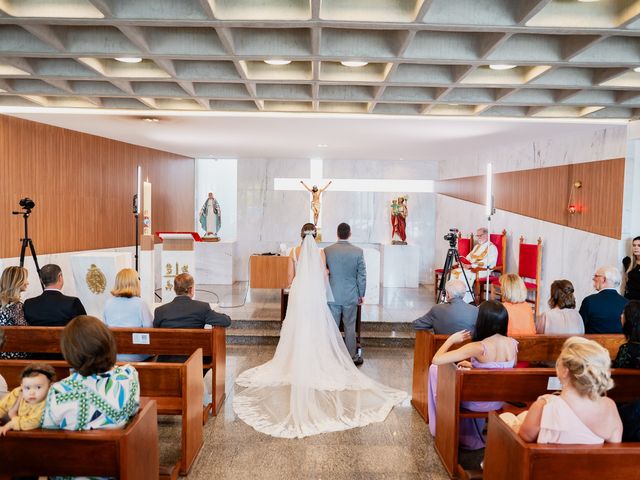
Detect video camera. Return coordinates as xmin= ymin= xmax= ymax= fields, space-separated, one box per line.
xmin=443 ymin=228 xmax=459 ymax=248
xmin=12 ymin=197 xmax=35 ymax=215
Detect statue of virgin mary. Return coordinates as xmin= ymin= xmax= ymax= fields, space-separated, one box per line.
xmin=199 ymin=192 xmax=221 ymax=239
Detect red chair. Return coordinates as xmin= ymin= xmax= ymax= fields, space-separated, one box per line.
xmin=491 ymin=236 xmax=542 ymax=316
xmin=434 ymin=232 xmax=473 ymax=301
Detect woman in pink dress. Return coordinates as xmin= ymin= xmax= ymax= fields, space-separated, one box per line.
xmin=428 ymin=300 xmax=517 ymax=449
xmin=518 ymin=336 xmax=622 ymax=444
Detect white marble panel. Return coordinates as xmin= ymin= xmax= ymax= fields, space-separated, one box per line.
xmin=382 ymin=244 xmax=420 ymax=288
xmin=439 ymin=126 xmax=627 ymax=180
xmin=233 ymin=157 xmax=438 ymax=284
xmin=195 ymin=241 xmax=234 ymax=285
xmin=71 ymin=252 xmax=131 ymax=317
xmin=361 ymin=247 xmax=380 ymax=305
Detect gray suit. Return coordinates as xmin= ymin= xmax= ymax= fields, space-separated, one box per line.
xmin=324 ymin=240 xmax=366 ymax=358
xmin=413 ymin=298 xmax=478 ymax=335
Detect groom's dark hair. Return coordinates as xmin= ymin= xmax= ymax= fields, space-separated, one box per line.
xmin=337 ymin=223 xmax=351 ymax=240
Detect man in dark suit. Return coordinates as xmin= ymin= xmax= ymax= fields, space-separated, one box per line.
xmin=325 ymin=222 xmax=366 ymax=365
xmin=24 ymin=264 xmax=86 ymax=327
xmin=153 ymin=273 xmax=231 ymax=329
xmin=580 ymin=265 xmax=628 ymax=334
xmin=414 ymin=279 xmax=478 ymax=334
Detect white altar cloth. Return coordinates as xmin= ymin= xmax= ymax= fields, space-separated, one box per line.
xmin=70 ymin=252 xmax=132 ymax=317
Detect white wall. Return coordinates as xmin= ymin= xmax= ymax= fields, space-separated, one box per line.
xmin=194 ymin=158 xmax=237 ymax=240
xmin=234 ymin=158 xmax=438 ymax=283
xmin=435 ymin=125 xmax=629 ymax=312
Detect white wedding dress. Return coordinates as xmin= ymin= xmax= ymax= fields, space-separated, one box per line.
xmin=233 ymin=234 xmax=407 ymax=439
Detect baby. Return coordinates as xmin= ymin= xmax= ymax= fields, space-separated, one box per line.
xmin=0 ymin=363 xmax=56 ymax=435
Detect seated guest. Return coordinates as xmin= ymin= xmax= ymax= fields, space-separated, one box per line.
xmin=450 ymin=227 xmax=498 ymax=303
xmin=0 ymin=329 xmax=8 ymax=398
xmin=104 ymin=268 xmax=153 ymax=362
xmin=24 ymin=264 xmax=86 ymax=327
xmin=500 ymin=273 xmax=536 ymax=335
xmin=428 ymin=301 xmax=517 ymax=450
xmin=612 ymin=301 xmax=640 ymax=369
xmin=413 ymin=279 xmax=478 ymax=334
xmin=0 ymin=363 xmax=56 ymax=435
xmin=518 ymin=337 xmax=622 ymax=444
xmin=154 ymin=273 xmax=231 ymax=329
xmin=622 ymin=236 xmax=640 ymax=300
xmin=579 ymin=266 xmax=628 ymax=334
xmin=0 ymin=266 xmax=29 ymax=359
xmin=42 ymin=315 xmax=140 ymax=431
xmin=536 ymin=280 xmax=584 ymax=335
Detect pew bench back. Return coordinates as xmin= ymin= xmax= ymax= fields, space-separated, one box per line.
xmin=0 ymin=398 xmax=159 ymax=480
xmin=484 ymin=411 xmax=640 ymax=480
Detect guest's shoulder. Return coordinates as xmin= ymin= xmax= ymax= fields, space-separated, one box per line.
xmin=192 ymin=298 xmax=213 ymax=310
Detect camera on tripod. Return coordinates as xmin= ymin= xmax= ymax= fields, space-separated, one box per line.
xmin=13 ymin=197 xmax=35 ymax=215
xmin=443 ymin=228 xmax=459 ymax=248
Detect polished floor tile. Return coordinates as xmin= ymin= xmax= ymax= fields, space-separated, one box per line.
xmin=164 ymin=345 xmax=449 ymax=479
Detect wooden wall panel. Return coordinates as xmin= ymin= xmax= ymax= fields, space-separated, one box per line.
xmin=436 ymin=158 xmax=625 ymax=239
xmin=0 ymin=115 xmax=194 ymax=258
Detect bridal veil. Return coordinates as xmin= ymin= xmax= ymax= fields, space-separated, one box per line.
xmin=233 ymin=235 xmax=407 ymax=438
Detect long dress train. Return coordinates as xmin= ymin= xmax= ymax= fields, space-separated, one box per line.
xmin=233 ymin=235 xmax=407 ymax=438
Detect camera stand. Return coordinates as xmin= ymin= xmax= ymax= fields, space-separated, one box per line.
xmin=436 ymin=247 xmax=475 ymax=305
xmin=12 ymin=209 xmax=43 ymax=290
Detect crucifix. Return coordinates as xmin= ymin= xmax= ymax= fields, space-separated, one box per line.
xmin=274 ymin=158 xmax=434 ymax=229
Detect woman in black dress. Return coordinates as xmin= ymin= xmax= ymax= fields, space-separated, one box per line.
xmin=0 ymin=266 xmax=29 ymax=359
xmin=623 ymin=236 xmax=640 ymax=301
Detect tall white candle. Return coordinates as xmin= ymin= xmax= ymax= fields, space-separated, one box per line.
xmin=143 ymin=180 xmax=152 ymax=235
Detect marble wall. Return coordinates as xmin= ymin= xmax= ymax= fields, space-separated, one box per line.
xmin=234 ymin=158 xmax=439 ymax=288
xmin=435 ymin=125 xmax=630 ymax=312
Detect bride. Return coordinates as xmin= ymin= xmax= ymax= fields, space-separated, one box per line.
xmin=233 ymin=224 xmax=407 ymax=439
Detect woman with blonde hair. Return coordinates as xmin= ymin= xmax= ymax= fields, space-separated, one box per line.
xmin=103 ymin=268 xmax=152 ymax=362
xmin=622 ymin=236 xmax=640 ymax=300
xmin=500 ymin=273 xmax=535 ymax=335
xmin=518 ymin=337 xmax=622 ymax=444
xmin=0 ymin=266 xmax=29 ymax=359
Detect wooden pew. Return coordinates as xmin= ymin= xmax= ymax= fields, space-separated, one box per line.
xmin=411 ymin=330 xmax=626 ymax=422
xmin=435 ymin=365 xmax=640 ymax=479
xmin=0 ymin=348 xmax=204 ymax=479
xmin=484 ymin=410 xmax=640 ymax=480
xmin=0 ymin=397 xmax=159 ymax=480
xmin=0 ymin=325 xmax=226 ymax=419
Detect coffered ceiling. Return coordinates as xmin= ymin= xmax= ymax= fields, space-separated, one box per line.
xmin=2 ymin=0 xmax=640 ymax=119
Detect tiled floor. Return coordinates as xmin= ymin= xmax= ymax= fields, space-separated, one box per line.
xmin=162 ymin=344 xmax=450 ymax=480
xmin=194 ymin=283 xmax=436 ymax=324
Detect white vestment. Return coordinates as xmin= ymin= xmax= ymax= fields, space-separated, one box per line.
xmin=451 ymin=240 xmax=498 ymax=302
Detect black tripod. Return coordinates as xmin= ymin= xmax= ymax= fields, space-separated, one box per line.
xmin=436 ymin=245 xmax=475 ymax=304
xmin=12 ymin=208 xmax=43 ymax=290
xmin=133 ymin=193 xmax=139 ymax=272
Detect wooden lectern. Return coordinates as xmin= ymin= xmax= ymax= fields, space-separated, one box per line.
xmin=249 ymin=255 xmax=291 ymax=320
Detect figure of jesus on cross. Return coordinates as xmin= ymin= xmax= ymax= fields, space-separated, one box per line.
xmin=300 ymin=180 xmax=332 ymax=225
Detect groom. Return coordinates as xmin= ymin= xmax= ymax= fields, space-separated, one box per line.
xmin=325 ymin=222 xmax=367 ymax=365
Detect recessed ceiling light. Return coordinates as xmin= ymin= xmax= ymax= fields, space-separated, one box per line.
xmin=634 ymin=67 xmax=640 ymax=73
xmin=317 ymin=144 xmax=328 ymax=148
xmin=489 ymin=64 xmax=517 ymax=70
xmin=142 ymin=117 xmax=160 ymax=123
xmin=264 ymin=59 xmax=292 ymax=66
xmin=115 ymin=57 xmax=142 ymax=63
xmin=341 ymin=61 xmax=369 ymax=68
xmin=577 ymin=0 xmax=600 ymax=2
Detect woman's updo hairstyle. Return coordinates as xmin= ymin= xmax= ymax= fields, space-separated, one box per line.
xmin=557 ymin=336 xmax=613 ymax=400
xmin=548 ymin=279 xmax=576 ymax=309
xmin=300 ymin=222 xmax=317 ymax=239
